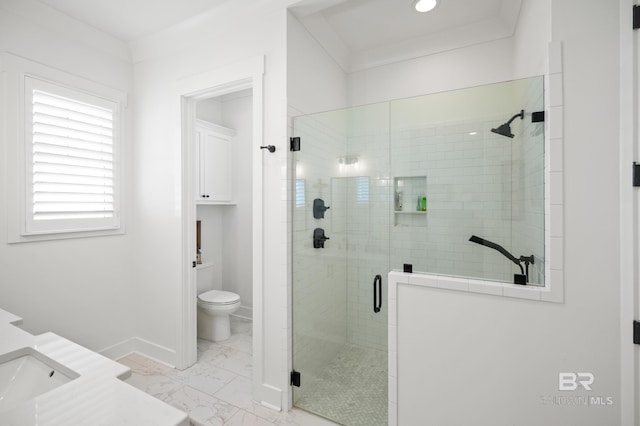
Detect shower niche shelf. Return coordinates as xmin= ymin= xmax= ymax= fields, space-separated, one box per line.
xmin=393 ymin=175 xmax=427 ymax=226
xmin=394 ymin=211 xmax=427 ymax=215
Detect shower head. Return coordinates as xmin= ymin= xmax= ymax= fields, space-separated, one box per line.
xmin=491 ymin=110 xmax=525 ymax=139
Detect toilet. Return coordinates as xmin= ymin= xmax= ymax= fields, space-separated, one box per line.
xmin=197 ymin=290 xmax=241 ymax=342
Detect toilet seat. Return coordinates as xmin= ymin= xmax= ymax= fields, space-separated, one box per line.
xmin=198 ymin=290 xmax=240 ymax=306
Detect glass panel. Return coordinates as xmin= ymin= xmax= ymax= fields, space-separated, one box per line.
xmin=292 ymin=102 xmax=390 ymax=425
xmin=389 ymin=76 xmax=545 ymax=285
xmin=292 ymin=76 xmax=545 ymax=425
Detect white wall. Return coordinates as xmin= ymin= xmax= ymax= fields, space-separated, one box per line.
xmin=393 ymin=0 xmax=622 ymax=424
xmin=220 ymin=94 xmax=254 ymax=314
xmin=196 ymin=98 xmax=223 ymax=123
xmin=131 ymin=0 xmax=289 ymax=408
xmin=0 ymin=0 xmax=136 ymax=353
xmin=287 ymin=11 xmax=348 ymax=115
xmin=396 ymin=281 xmax=618 ymax=425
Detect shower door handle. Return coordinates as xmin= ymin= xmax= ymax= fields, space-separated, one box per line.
xmin=373 ymin=274 xmax=382 ymax=313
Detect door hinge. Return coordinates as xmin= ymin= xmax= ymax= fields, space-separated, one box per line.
xmin=290 ymin=370 xmax=301 ymax=387
xmin=634 ymin=321 xmax=640 ymax=345
xmin=634 ymin=5 xmax=640 ymax=30
xmin=290 ymin=137 xmax=301 ymax=152
xmin=633 ymin=162 xmax=640 ymax=187
xmin=531 ymin=111 xmax=545 ymax=123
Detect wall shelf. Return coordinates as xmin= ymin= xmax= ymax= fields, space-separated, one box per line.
xmin=393 ymin=175 xmax=427 ymax=226
xmin=394 ymin=211 xmax=427 ymax=215
xmin=196 ymin=201 xmax=237 ymax=206
xmin=196 ymin=261 xmax=214 ymax=270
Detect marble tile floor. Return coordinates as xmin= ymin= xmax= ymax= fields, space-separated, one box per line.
xmin=117 ymin=318 xmax=339 ymax=426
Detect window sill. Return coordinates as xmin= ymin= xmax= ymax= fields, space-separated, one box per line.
xmin=9 ymin=228 xmax=125 ymax=244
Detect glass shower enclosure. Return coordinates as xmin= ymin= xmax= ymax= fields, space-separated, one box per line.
xmin=292 ymin=76 xmax=544 ymax=425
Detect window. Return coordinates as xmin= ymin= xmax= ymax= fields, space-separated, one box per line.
xmin=295 ymin=179 xmax=306 ymax=208
xmin=355 ymin=176 xmax=369 ymax=204
xmin=24 ymin=77 xmax=120 ymax=234
xmin=2 ymin=53 xmax=125 ymax=242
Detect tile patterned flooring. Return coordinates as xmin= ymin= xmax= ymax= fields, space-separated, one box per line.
xmin=293 ymin=345 xmax=387 ymax=426
xmin=117 ymin=318 xmax=338 ymax=426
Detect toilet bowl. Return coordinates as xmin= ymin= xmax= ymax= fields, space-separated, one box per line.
xmin=197 ymin=290 xmax=241 ymax=342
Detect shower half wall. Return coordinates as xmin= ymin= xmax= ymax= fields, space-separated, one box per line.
xmin=291 ymin=76 xmax=544 ymax=426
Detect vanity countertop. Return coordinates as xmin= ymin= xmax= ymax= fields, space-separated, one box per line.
xmin=0 ymin=308 xmax=188 ymax=425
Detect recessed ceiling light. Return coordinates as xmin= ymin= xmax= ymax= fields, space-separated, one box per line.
xmin=414 ymin=0 xmax=438 ymax=13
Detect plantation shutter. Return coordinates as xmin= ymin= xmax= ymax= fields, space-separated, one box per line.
xmin=355 ymin=176 xmax=369 ymax=204
xmin=25 ymin=76 xmax=120 ymax=234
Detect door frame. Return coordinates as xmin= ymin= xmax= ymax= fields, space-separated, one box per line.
xmin=176 ymin=56 xmax=265 ymax=401
xmin=620 ymin=0 xmax=638 ymax=424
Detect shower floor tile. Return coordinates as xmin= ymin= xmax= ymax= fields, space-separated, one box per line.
xmin=294 ymin=345 xmax=388 ymax=426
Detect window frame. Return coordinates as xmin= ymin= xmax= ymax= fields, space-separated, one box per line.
xmin=2 ymin=53 xmax=127 ymax=243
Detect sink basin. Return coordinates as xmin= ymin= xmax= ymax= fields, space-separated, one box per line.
xmin=0 ymin=348 xmax=78 ymax=412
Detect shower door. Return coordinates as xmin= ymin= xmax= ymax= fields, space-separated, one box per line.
xmin=292 ymin=103 xmax=390 ymax=426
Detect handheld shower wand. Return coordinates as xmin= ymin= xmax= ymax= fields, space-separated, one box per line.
xmin=468 ymin=235 xmax=534 ymax=284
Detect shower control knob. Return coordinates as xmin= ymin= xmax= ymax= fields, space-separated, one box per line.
xmin=313 ymin=228 xmax=330 ymax=249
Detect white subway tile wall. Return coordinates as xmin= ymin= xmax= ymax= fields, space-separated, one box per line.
xmin=388 ymin=77 xmax=545 ymax=285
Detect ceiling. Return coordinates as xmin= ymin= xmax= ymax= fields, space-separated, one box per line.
xmin=35 ymin=0 xmax=234 ymax=41
xmin=290 ymin=0 xmax=522 ymax=72
xmin=32 ymin=0 xmax=522 ymax=72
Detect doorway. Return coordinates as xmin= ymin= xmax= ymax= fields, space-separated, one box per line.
xmin=194 ymin=90 xmax=254 ymax=321
xmin=177 ymin=58 xmax=265 ymax=405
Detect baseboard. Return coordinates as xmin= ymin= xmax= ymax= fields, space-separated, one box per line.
xmin=257 ymin=383 xmax=282 ymax=410
xmin=233 ymin=305 xmax=253 ymax=320
xmin=100 ymin=337 xmax=177 ymax=367
xmin=100 ymin=337 xmax=135 ymax=361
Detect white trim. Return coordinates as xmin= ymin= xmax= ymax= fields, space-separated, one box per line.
xmin=2 ymin=52 xmax=127 ymax=243
xmin=620 ymin=0 xmax=638 ymax=424
xmin=176 ymin=56 xmax=274 ymax=406
xmin=233 ymin=306 xmax=253 ymax=320
xmin=195 ymin=119 xmax=236 ymax=137
xmin=99 ymin=337 xmax=177 ymax=368
xmin=541 ymin=41 xmax=565 ymax=304
xmin=178 ymin=97 xmax=198 ymax=370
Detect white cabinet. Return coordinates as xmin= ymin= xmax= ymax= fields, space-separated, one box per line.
xmin=195 ymin=120 xmax=236 ymax=204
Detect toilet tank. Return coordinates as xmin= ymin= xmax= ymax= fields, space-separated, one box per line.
xmin=196 ymin=262 xmax=217 ymax=294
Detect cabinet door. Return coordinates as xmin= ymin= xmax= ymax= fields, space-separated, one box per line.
xmin=201 ymin=130 xmax=232 ymax=202
xmin=196 ymin=128 xmax=206 ymax=201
